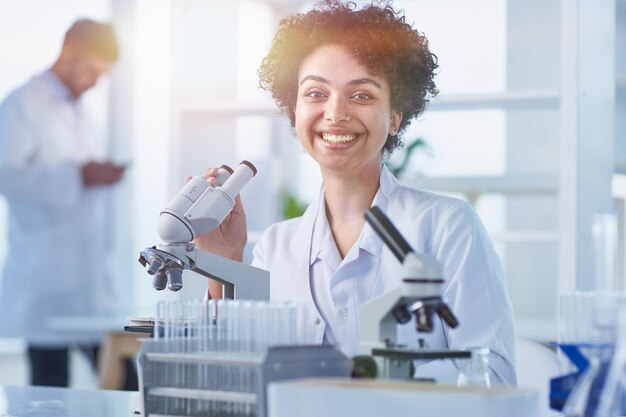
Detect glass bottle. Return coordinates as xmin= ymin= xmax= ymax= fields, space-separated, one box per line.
xmin=457 ymin=346 xmax=491 ymax=388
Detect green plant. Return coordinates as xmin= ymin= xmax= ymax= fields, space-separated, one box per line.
xmin=282 ymin=189 xmax=308 ymax=219
xmin=385 ymin=137 xmax=428 ymax=179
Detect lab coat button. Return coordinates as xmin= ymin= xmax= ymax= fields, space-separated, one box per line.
xmin=314 ymin=318 xmax=321 ymax=325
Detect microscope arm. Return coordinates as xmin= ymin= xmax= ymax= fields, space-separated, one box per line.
xmin=139 ymin=242 xmax=269 ymax=300
xmin=190 ymin=247 xmax=269 ymax=300
xmin=358 ymin=287 xmax=403 ymax=355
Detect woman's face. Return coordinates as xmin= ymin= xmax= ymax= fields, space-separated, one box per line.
xmin=294 ymin=44 xmax=402 ymax=175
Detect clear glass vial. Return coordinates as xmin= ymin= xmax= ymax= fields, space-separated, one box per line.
xmin=457 ymin=346 xmax=491 ymax=388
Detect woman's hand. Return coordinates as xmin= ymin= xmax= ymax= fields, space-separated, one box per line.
xmin=189 ymin=167 xmax=248 ymax=262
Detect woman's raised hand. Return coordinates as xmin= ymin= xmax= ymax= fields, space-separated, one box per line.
xmin=188 ymin=167 xmax=248 ymax=262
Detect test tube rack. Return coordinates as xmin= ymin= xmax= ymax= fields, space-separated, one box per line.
xmin=137 ymin=300 xmax=352 ymax=417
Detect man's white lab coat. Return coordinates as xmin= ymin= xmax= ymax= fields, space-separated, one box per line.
xmin=252 ymin=166 xmax=517 ymax=386
xmin=0 ymin=70 xmax=118 ymax=346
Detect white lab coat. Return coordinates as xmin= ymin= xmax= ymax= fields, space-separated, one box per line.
xmin=0 ymin=70 xmax=118 ymax=346
xmin=252 ymin=165 xmax=517 ymax=386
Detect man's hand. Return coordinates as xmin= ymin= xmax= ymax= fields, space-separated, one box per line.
xmin=81 ymin=161 xmax=125 ymax=187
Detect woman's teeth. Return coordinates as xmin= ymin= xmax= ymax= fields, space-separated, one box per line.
xmin=321 ymin=133 xmax=358 ymax=143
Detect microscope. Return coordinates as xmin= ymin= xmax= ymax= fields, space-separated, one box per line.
xmin=357 ymin=206 xmax=469 ymax=379
xmin=138 ymin=161 xmax=269 ymax=300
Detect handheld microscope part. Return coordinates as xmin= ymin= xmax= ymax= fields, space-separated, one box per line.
xmin=157 ymin=161 xmax=256 ymax=244
xmin=146 ymin=165 xmax=233 ymax=290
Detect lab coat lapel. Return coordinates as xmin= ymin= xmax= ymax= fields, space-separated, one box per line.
xmin=289 ymin=188 xmax=326 ymax=344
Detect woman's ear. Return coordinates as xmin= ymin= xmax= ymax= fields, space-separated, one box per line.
xmin=292 ymin=104 xmax=299 ymax=124
xmin=389 ymin=111 xmax=403 ymax=136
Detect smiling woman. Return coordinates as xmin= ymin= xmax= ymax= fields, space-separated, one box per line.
xmin=195 ymin=0 xmax=517 ymax=387
xmin=258 ymin=0 xmax=438 ymax=153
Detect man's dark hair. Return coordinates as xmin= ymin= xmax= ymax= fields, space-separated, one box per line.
xmin=64 ymin=19 xmax=119 ymax=61
xmin=258 ymin=0 xmax=438 ymax=153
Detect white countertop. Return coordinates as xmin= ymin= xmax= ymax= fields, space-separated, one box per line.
xmin=0 ymin=385 xmax=136 ymax=417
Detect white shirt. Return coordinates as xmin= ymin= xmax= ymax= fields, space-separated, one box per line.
xmin=0 ymin=70 xmax=118 ymax=346
xmin=309 ymin=184 xmax=385 ymax=353
xmin=252 ymin=165 xmax=517 ymax=386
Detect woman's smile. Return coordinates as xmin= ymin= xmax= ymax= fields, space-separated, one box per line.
xmin=320 ymin=132 xmax=358 ymax=143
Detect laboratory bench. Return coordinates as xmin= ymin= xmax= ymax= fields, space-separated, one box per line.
xmin=0 ymin=382 xmax=560 ymax=417
xmin=0 ymin=384 xmax=136 ymax=417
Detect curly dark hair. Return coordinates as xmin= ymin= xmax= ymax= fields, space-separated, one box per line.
xmin=258 ymin=0 xmax=438 ymax=153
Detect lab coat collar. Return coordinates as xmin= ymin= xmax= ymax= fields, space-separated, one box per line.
xmin=359 ymin=164 xmax=400 ymax=258
xmin=309 ymin=185 xmax=327 ymax=266
xmin=379 ymin=163 xmax=402 ymax=200
xmin=308 ymin=164 xmax=401 ymax=265
xmin=314 ymin=201 xmax=341 ymax=268
xmin=40 ymin=69 xmax=74 ymax=102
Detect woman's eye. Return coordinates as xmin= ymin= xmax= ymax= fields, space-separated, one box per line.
xmin=352 ymin=93 xmax=373 ymax=101
xmin=305 ymin=90 xmax=326 ymax=98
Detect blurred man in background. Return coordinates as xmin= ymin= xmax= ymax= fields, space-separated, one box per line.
xmin=0 ymin=19 xmax=129 ymax=388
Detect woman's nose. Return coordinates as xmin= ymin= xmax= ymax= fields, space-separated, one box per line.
xmin=324 ymin=97 xmax=351 ymax=123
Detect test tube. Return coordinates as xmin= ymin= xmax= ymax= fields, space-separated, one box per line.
xmin=161 ymin=301 xmax=170 ymax=414
xmin=592 ymin=214 xmax=619 ymax=345
xmin=229 ymin=300 xmax=240 ymax=415
xmin=255 ymin=301 xmax=269 ymax=353
xmin=243 ymin=301 xmax=255 ymax=415
xmin=222 ymin=299 xmax=233 ymax=415
xmin=592 ymin=213 xmax=618 ymax=293
xmin=155 ymin=301 xmax=165 ymax=340
xmin=286 ymin=302 xmax=298 ymax=345
xmin=175 ymin=302 xmax=185 ymax=412
xmin=278 ymin=303 xmax=290 ymax=345
xmin=267 ymin=304 xmax=279 ymax=347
